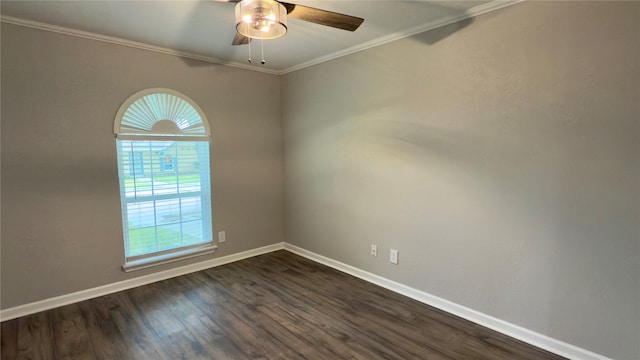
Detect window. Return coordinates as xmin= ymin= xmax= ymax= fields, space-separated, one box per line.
xmin=161 ymin=154 xmax=175 ymax=172
xmin=114 ymin=88 xmax=214 ymax=271
xmin=129 ymin=152 xmax=144 ymax=176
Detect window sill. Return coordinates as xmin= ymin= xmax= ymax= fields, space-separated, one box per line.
xmin=122 ymin=245 xmax=218 ymax=272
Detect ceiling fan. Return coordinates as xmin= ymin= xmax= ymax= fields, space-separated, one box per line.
xmin=215 ymin=0 xmax=365 ymax=45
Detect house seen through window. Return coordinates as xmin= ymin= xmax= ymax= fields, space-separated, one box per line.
xmin=114 ymin=89 xmax=214 ymax=271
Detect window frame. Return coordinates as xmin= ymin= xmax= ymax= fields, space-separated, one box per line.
xmin=114 ymin=88 xmax=215 ymax=272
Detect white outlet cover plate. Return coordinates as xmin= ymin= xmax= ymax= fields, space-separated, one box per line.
xmin=390 ymin=249 xmax=399 ymax=264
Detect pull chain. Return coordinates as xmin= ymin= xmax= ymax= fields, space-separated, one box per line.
xmin=245 ymin=22 xmax=252 ymax=64
xmin=247 ymin=38 xmax=267 ymax=65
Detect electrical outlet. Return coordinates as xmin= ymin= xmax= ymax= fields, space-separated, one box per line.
xmin=390 ymin=249 xmax=399 ymax=264
xmin=371 ymin=244 xmax=378 ymax=257
xmin=218 ymin=231 xmax=226 ymax=243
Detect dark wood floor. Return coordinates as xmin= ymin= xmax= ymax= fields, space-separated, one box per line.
xmin=1 ymin=250 xmax=565 ymax=360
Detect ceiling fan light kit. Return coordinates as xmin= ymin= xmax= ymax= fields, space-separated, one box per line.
xmin=235 ymin=0 xmax=287 ymax=40
xmin=223 ymin=0 xmax=364 ymax=65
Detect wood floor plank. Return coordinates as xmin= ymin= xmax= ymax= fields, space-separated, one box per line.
xmin=0 ymin=250 xmax=567 ymax=360
xmin=15 ymin=312 xmax=56 ymax=360
xmin=77 ymin=296 xmax=129 ymax=360
xmin=182 ymin=272 xmax=304 ymax=359
xmin=109 ymin=291 xmax=173 ymax=360
xmin=262 ymin=251 xmax=546 ymax=359
xmin=130 ymin=282 xmax=212 ymax=360
xmin=154 ymin=277 xmax=251 ymax=359
xmin=50 ymin=303 xmax=96 ymax=360
xmin=226 ymin=253 xmax=451 ymax=359
xmin=0 ymin=319 xmax=19 ymax=360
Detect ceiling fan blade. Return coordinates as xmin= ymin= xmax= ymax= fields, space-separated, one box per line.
xmin=232 ymin=32 xmax=250 ymax=45
xmin=280 ymin=2 xmax=364 ymax=32
xmin=213 ymin=0 xmax=241 ymax=2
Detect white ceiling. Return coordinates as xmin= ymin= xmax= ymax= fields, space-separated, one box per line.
xmin=0 ymin=0 xmax=516 ymax=74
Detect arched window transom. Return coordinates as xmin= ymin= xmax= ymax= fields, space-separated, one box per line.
xmin=114 ymin=88 xmax=210 ymax=137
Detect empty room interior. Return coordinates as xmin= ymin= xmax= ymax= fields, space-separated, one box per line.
xmin=1 ymin=1 xmax=638 ymax=359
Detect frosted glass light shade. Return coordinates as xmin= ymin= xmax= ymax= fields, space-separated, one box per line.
xmin=235 ymin=0 xmax=287 ymax=40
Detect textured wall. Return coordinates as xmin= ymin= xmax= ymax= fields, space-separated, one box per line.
xmin=283 ymin=2 xmax=639 ymax=359
xmin=1 ymin=23 xmax=284 ymax=308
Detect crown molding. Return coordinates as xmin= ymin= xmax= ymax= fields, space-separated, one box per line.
xmin=2 ymin=0 xmax=522 ymax=76
xmin=278 ymin=0 xmax=524 ymax=75
xmin=0 ymin=15 xmax=281 ymax=76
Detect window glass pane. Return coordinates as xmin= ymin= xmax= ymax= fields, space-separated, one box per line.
xmin=156 ymin=223 xmax=183 ymax=251
xmin=126 ymin=201 xmax=155 ymax=230
xmin=127 ymin=226 xmax=158 ymax=257
xmin=117 ymin=139 xmax=212 ymax=260
xmin=181 ymin=197 xmax=202 ymax=221
xmin=182 ymin=220 xmax=204 ymax=246
xmin=155 ymin=199 xmax=181 ymax=225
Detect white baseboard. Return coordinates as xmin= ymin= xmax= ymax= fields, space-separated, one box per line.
xmin=0 ymin=241 xmax=613 ymax=360
xmin=284 ymin=243 xmax=612 ymax=360
xmin=0 ymin=242 xmax=285 ymax=321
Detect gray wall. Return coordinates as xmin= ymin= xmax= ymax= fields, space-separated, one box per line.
xmin=283 ymin=2 xmax=639 ymax=359
xmin=2 ymin=2 xmax=639 ymax=359
xmin=1 ymin=23 xmax=284 ymax=308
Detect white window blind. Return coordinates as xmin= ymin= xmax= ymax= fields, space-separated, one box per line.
xmin=117 ymin=140 xmax=212 ymax=260
xmin=114 ymin=89 xmax=213 ymax=271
